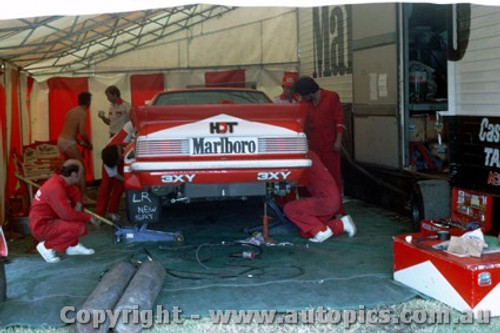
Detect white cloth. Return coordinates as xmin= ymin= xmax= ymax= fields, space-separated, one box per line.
xmin=107 ymin=121 xmax=135 ymax=146
xmin=121 ymin=121 xmax=135 ymax=144
xmin=108 ymin=101 xmax=131 ymax=135
xmin=103 ymin=164 xmax=118 ymax=178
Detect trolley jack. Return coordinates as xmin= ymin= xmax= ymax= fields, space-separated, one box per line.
xmin=113 ymin=223 xmax=184 ymax=243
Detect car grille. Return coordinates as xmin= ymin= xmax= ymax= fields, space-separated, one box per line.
xmin=258 ymin=137 xmax=308 ymax=153
xmin=136 ymin=139 xmax=189 ymax=157
xmin=135 ymin=136 xmax=308 ymax=157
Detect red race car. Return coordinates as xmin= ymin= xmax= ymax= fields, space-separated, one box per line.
xmin=124 ymin=88 xmax=311 ymax=224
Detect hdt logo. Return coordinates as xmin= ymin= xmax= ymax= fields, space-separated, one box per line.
xmin=210 ymin=122 xmax=238 ymax=134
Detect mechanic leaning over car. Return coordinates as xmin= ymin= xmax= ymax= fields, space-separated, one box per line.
xmin=29 ymin=159 xmax=96 ymax=263
xmin=93 ymin=121 xmax=134 ymax=224
xmin=284 ymin=151 xmax=356 ymax=243
xmin=98 ymin=85 xmax=131 ymax=137
xmin=293 ymin=76 xmax=347 ymax=215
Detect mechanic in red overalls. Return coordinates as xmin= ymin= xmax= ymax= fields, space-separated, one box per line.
xmin=293 ymin=76 xmax=346 ymax=214
xmin=273 ymin=72 xmax=302 ymax=104
xmin=94 ymin=121 xmax=134 ymax=223
xmin=29 ymin=159 xmax=95 ymax=263
xmin=284 ymin=151 xmax=356 ymax=242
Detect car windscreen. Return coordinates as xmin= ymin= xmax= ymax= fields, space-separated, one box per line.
xmin=153 ymin=90 xmax=271 ymax=105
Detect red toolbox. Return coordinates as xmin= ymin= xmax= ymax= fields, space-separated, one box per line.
xmin=393 ymin=232 xmax=500 ymax=317
xmin=420 ymin=187 xmax=493 ymax=235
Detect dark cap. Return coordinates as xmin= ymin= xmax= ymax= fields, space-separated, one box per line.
xmin=293 ymin=76 xmax=320 ymax=96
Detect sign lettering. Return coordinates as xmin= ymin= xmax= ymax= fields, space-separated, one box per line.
xmin=257 ymin=171 xmax=291 ymax=181
xmin=127 ymin=190 xmax=160 ymax=223
xmin=479 ymin=118 xmax=500 ymax=170
xmin=132 ymin=191 xmax=151 ymax=203
xmin=484 ymin=147 xmax=500 ymax=168
xmin=312 ymin=6 xmax=352 ymax=78
xmin=479 ymin=117 xmax=500 ymax=143
xmin=192 ymin=137 xmax=257 ymax=155
xmin=209 ymin=122 xmax=238 ymax=134
xmin=162 ymin=174 xmax=196 ymax=183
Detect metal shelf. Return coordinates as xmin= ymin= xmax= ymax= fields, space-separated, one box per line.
xmin=409 ymin=103 xmax=448 ymax=112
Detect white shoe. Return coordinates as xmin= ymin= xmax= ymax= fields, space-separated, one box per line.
xmin=309 ymin=227 xmax=333 ymax=243
xmin=66 ymin=243 xmax=95 ymax=256
xmin=106 ymin=213 xmax=120 ymax=222
xmin=341 ymin=215 xmax=357 ymax=237
xmin=36 ymin=241 xmax=60 ymax=263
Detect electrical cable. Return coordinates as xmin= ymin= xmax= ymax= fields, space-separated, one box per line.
xmin=195 ymin=242 xmax=262 ymax=270
xmin=155 ymin=241 xmax=304 ymax=280
xmin=165 ymin=266 xmax=266 ymax=280
xmin=341 ymin=147 xmax=408 ymax=196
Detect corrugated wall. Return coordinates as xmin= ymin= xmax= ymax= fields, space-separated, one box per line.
xmin=297 ymin=6 xmax=353 ymax=103
xmin=455 ymin=5 xmax=500 ymax=116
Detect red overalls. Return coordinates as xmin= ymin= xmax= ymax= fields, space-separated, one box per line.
xmin=284 ymin=151 xmax=345 ymax=238
xmin=95 ymin=123 xmax=131 ymax=218
xmin=29 ymin=174 xmax=91 ymax=253
xmin=95 ymin=164 xmax=124 ymax=218
xmin=305 ymin=89 xmax=346 ymax=213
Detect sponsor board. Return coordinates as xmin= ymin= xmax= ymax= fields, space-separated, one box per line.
xmin=190 ymin=137 xmax=258 ymax=155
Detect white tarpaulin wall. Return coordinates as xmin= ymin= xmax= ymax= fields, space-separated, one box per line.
xmin=93 ymin=8 xmax=298 ymax=75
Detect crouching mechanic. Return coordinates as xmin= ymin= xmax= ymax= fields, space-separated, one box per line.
xmin=29 ymin=159 xmax=96 ymax=263
xmin=284 ymin=151 xmax=357 ymax=243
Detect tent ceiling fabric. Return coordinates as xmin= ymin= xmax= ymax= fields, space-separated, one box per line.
xmin=0 ymin=4 xmax=235 ymax=77
xmin=2 ymin=0 xmax=498 ymax=20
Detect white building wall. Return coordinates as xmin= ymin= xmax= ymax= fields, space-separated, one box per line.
xmin=455 ymin=5 xmax=500 ymax=116
xmin=297 ymin=6 xmax=352 ymax=103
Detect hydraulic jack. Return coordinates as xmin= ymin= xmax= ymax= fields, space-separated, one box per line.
xmin=243 ymin=194 xmax=297 ymax=236
xmin=87 ymin=211 xmax=184 ymax=244
xmin=113 ymin=223 xmax=184 ymax=243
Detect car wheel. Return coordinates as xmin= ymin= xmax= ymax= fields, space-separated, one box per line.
xmin=411 ymin=180 xmax=451 ymax=231
xmin=410 ymin=185 xmax=424 ymax=231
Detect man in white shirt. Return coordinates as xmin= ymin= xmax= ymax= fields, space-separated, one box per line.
xmin=98 ymin=86 xmax=131 ymax=137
